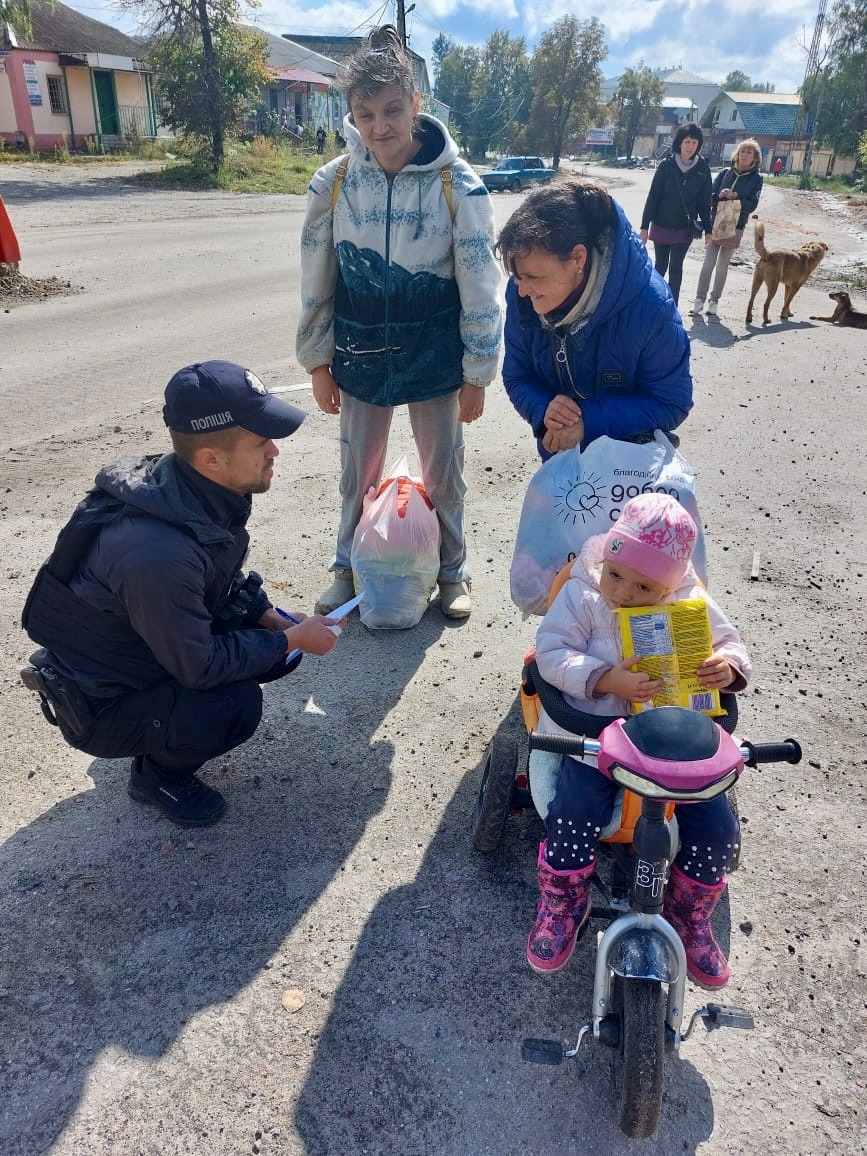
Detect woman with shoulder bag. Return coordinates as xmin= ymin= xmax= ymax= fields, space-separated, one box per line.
xmin=639 ymin=123 xmax=712 ymax=306
xmin=690 ymin=138 xmax=763 ymax=318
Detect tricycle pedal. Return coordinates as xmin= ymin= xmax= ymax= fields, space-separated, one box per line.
xmin=703 ymin=1003 xmax=754 ymax=1031
xmin=521 ymin=1038 xmax=564 ymax=1065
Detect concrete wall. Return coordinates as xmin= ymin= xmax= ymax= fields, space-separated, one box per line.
xmin=67 ymin=67 xmax=96 ymax=137
xmin=0 ymin=60 xmax=16 ymax=135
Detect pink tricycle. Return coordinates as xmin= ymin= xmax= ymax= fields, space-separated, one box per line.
xmin=474 ymin=683 xmax=801 ymax=1138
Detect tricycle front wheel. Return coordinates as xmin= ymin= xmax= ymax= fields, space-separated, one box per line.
xmin=616 ymin=976 xmax=665 ymax=1139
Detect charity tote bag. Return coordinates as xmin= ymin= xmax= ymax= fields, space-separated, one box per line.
xmin=510 ymin=432 xmax=707 ymax=616
xmin=711 ymin=198 xmax=741 ymax=246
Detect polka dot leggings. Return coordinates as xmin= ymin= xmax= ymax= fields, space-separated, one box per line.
xmin=545 ymin=758 xmax=739 ymax=884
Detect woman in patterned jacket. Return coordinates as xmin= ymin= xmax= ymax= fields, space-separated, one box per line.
xmin=296 ymin=25 xmax=502 ymax=620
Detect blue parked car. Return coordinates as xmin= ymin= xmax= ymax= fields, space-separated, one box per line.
xmin=481 ymin=156 xmax=558 ymax=193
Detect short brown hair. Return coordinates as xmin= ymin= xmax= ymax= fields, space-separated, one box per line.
xmin=495 ymin=178 xmax=616 ymax=274
xmin=169 ymin=426 xmax=245 ymax=464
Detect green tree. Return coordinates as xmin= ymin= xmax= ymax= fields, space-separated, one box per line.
xmin=120 ymin=0 xmax=268 ymax=170
xmin=723 ymin=70 xmax=774 ymax=92
xmin=814 ymin=0 xmax=867 ymax=157
xmin=435 ymin=44 xmax=482 ymax=151
xmin=469 ymin=31 xmax=531 ymax=156
xmin=3 ymin=0 xmax=38 ymax=38
xmin=431 ymin=33 xmax=455 ymax=90
xmin=609 ymin=64 xmax=664 ymax=158
xmin=723 ymin=69 xmax=752 ymax=91
xmin=522 ymin=15 xmax=606 ymax=168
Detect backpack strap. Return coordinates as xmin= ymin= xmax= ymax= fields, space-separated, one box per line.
xmin=331 ymin=154 xmax=349 ymax=211
xmin=330 ymin=155 xmax=456 ymax=223
xmin=440 ymin=165 xmax=455 ymax=223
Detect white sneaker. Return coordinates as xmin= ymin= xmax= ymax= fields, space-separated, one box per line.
xmin=439 ymin=580 xmax=472 ymax=619
xmin=689 ymin=298 xmax=704 ymax=316
xmin=706 ymin=300 xmax=718 ymax=316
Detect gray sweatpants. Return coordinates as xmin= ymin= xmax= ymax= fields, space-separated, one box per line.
xmin=696 ymin=240 xmax=737 ymax=304
xmin=333 ymin=391 xmax=468 ymax=583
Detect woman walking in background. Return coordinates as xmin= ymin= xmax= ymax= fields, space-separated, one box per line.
xmin=690 ymin=139 xmax=763 ymax=318
xmin=640 ymin=124 xmax=712 ymax=306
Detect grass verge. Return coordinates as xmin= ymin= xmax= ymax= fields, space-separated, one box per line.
xmin=134 ymin=138 xmax=332 ymax=195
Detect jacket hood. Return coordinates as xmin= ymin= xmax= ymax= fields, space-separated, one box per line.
xmin=342 ymin=112 xmax=459 ymax=171
xmin=94 ymin=453 xmax=249 ymax=547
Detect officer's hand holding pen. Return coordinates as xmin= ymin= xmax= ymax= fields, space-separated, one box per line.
xmin=274 ymin=606 xmax=341 ymax=657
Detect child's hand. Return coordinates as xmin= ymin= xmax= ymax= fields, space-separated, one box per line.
xmin=596 ymin=656 xmax=662 ymax=703
xmin=696 ymin=652 xmax=735 ymax=690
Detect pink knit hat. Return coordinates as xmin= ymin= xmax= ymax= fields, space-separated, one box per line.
xmin=603 ymin=493 xmax=697 ymax=589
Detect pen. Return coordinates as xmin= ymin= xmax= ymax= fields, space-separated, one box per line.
xmin=275 ymin=606 xmax=304 ymax=664
xmin=274 ymin=606 xmax=301 ymax=625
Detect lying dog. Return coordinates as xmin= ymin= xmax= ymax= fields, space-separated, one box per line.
xmin=745 ymin=219 xmax=829 ymax=325
xmin=809 ymin=290 xmax=867 ymax=329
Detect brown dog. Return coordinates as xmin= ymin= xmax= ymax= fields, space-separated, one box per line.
xmin=809 ymin=290 xmax=867 ymax=329
xmin=745 ymin=220 xmax=829 ymax=325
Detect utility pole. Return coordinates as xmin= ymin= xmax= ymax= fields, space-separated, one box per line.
xmin=396 ymin=0 xmax=407 ymax=47
xmin=802 ymin=67 xmax=826 ymax=187
xmin=796 ymin=0 xmax=828 ymax=189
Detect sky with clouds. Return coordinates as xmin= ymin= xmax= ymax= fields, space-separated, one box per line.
xmin=70 ymin=0 xmax=824 ymax=94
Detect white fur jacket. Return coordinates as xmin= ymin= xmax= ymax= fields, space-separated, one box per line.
xmin=535 ymin=534 xmax=752 ymax=746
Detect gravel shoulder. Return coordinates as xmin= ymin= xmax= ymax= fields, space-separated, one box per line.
xmin=0 ymin=162 xmax=865 ymax=1156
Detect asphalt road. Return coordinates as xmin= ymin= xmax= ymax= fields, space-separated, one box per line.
xmin=0 ymin=163 xmax=865 ymax=1156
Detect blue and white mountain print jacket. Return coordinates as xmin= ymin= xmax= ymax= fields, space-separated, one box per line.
xmin=296 ymin=114 xmax=502 ymax=407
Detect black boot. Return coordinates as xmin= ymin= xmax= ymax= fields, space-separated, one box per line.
xmin=128 ymin=757 xmax=226 ymax=827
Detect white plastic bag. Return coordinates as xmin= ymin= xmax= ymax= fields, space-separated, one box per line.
xmin=510 ymin=432 xmax=707 ymax=615
xmin=350 ymin=455 xmax=440 ymax=629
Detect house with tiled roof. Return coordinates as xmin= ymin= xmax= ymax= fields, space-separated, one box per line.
xmin=0 ymin=0 xmax=156 ymax=151
xmin=700 ymin=91 xmax=800 ymax=168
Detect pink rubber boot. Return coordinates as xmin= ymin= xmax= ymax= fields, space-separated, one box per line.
xmin=663 ymin=864 xmax=731 ymax=988
xmin=526 ymin=841 xmax=594 ymax=974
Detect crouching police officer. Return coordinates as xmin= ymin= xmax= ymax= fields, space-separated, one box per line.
xmin=21 ymin=360 xmax=342 ymax=828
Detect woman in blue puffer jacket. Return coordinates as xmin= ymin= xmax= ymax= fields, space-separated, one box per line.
xmin=497 ymin=177 xmax=693 ymax=461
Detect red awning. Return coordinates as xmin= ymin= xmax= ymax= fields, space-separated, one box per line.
xmin=273 ymin=67 xmax=332 ymax=89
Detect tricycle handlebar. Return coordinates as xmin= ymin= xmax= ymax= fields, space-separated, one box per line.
xmin=528 ymin=732 xmax=599 ymax=759
xmin=528 ymin=731 xmax=803 ymax=768
xmin=741 ymin=739 xmax=802 ymax=766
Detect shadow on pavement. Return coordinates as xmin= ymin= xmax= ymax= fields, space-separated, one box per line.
xmin=0 ymin=614 xmax=445 ymax=1152
xmin=736 ymin=319 xmax=814 ymax=339
xmin=0 ymin=172 xmax=160 ymax=205
xmin=294 ymin=702 xmax=717 ymax=1155
xmin=686 ymin=315 xmax=738 ymax=348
